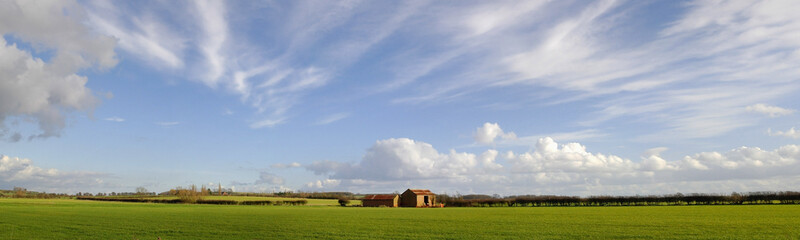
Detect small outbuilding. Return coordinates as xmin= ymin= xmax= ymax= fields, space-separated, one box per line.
xmin=362 ymin=194 xmax=399 ymax=207
xmin=400 ymin=189 xmax=436 ymax=207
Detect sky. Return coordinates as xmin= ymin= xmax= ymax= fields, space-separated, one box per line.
xmin=1 ymin=0 xmax=800 ymax=196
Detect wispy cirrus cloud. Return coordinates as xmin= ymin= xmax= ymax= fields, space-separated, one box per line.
xmin=156 ymin=121 xmax=179 ymax=126
xmin=104 ymin=117 xmax=125 ymax=122
xmin=86 ymin=3 xmax=185 ymax=69
xmin=80 ymin=0 xmax=800 ymax=143
xmin=747 ymin=104 xmax=795 ymax=118
xmin=83 ymin=1 xmax=424 ymax=128
xmin=315 ymin=112 xmax=349 ymax=125
xmin=194 ymin=0 xmax=228 ymax=86
xmin=385 ymin=0 xmax=800 ymax=141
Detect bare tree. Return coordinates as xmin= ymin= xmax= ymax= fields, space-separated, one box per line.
xmin=13 ymin=187 xmax=26 ymax=198
xmin=136 ymin=186 xmax=149 ymax=195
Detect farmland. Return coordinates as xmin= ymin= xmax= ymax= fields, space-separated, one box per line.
xmin=2 ymin=198 xmax=799 ymax=239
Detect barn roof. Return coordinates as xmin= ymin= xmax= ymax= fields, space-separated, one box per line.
xmin=363 ymin=194 xmax=397 ymax=200
xmin=406 ymin=189 xmax=434 ymax=195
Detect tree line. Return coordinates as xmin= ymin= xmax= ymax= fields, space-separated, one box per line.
xmin=237 ymin=191 xmax=356 ymax=200
xmin=0 ymin=187 xmax=70 ymax=199
xmin=75 ymin=196 xmax=308 ymax=206
xmin=439 ymin=191 xmax=800 ymax=207
xmin=2 ymin=186 xmax=354 ymax=200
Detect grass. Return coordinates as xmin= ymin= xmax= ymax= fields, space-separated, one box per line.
xmin=1 ymin=198 xmax=799 ymax=239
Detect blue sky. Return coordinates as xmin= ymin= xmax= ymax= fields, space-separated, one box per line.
xmin=2 ymin=0 xmax=800 ymax=196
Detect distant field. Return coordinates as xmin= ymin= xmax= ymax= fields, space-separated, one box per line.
xmin=1 ymin=198 xmax=799 ymax=239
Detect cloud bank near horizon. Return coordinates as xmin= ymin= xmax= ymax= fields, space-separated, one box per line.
xmin=293 ymin=123 xmax=800 ymax=195
xmin=0 ymin=155 xmax=108 ymax=193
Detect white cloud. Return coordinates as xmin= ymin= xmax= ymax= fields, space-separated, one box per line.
xmin=249 ymin=118 xmax=285 ymax=129
xmin=156 ymin=121 xmax=179 ymax=126
xmin=474 ymin=122 xmax=517 ymax=145
xmin=85 ymin=3 xmax=184 ymax=69
xmin=384 ymin=0 xmax=800 ymax=141
xmin=0 ymin=155 xmax=107 ymax=192
xmin=85 ymin=1 xmax=338 ymax=127
xmin=462 ymin=1 xmax=547 ymax=37
xmin=769 ymin=127 xmax=800 ymax=139
xmin=0 ymin=0 xmax=116 ymax=140
xmin=255 ymin=172 xmax=284 ymax=185
xmin=305 ymin=179 xmax=341 ymax=189
xmin=470 ymin=123 xmax=603 ymax=147
xmin=271 ymin=162 xmax=302 ymax=169
xmin=228 ymin=181 xmax=293 ymax=193
xmin=479 ymin=149 xmax=502 ymax=170
xmin=282 ymin=134 xmax=800 ymax=195
xmin=306 ymin=138 xmax=492 ymax=181
xmin=194 ymin=0 xmax=228 ymax=86
xmin=747 ymin=104 xmax=795 ymax=117
xmin=55 ymin=0 xmax=800 ymax=139
xmin=315 ymin=112 xmax=349 ymax=125
xmin=0 ymin=1 xmax=117 ymax=68
xmin=104 ymin=117 xmax=125 ymax=122
xmin=640 ymin=147 xmax=674 ymax=171
xmin=227 ymin=171 xmax=293 ymax=193
xmin=507 ymin=137 xmax=638 ymax=174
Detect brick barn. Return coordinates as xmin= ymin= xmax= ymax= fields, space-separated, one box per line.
xmin=362 ymin=194 xmax=399 ymax=207
xmin=400 ymin=189 xmax=436 ymax=207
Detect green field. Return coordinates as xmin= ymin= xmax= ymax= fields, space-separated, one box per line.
xmin=1 ymin=198 xmax=799 ymax=239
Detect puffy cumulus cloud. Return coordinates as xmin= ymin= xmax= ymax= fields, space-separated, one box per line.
xmin=747 ymin=104 xmax=795 ymax=117
xmin=309 ymin=138 xmax=505 ymax=181
xmin=284 ymin=135 xmax=800 ymax=196
xmin=228 ymin=181 xmax=293 ymax=193
xmin=473 ymin=123 xmax=604 ymax=147
xmin=271 ymin=162 xmax=302 ymax=169
xmin=509 ymin=140 xmax=800 ymax=191
xmin=0 ymin=1 xmax=117 ymax=68
xmin=0 ymin=155 xmax=107 ymax=192
xmin=769 ymin=127 xmax=800 ymax=139
xmin=480 ymin=149 xmax=502 ymax=170
xmin=508 ymin=137 xmax=638 ymax=174
xmin=228 ymin=171 xmax=291 ymax=193
xmin=0 ymin=0 xmax=117 ymax=140
xmin=474 ymin=122 xmax=517 ymax=145
xmin=305 ymin=179 xmax=341 ymax=189
xmin=681 ymin=145 xmax=800 ymax=171
xmin=640 ymin=147 xmax=674 ymax=171
xmin=506 ymin=139 xmax=800 ymax=186
xmin=255 ymin=172 xmax=284 ymax=185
